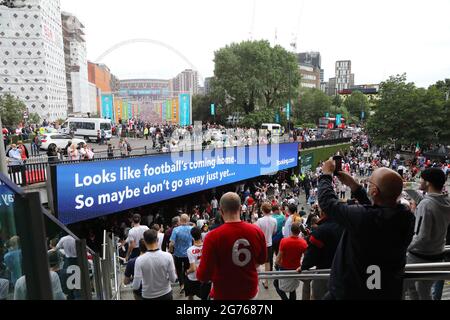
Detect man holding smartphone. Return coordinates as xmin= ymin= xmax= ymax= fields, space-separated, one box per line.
xmin=317 ymin=157 xmax=415 ymax=300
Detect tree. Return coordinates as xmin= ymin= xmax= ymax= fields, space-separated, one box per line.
xmin=366 ymin=74 xmax=450 ymax=147
xmin=240 ymin=107 xmax=287 ymax=128
xmin=28 ymin=112 xmax=41 ymax=125
xmin=0 ymin=93 xmax=27 ymax=127
xmin=296 ymin=88 xmax=332 ymax=124
xmin=332 ymin=95 xmax=343 ymax=109
xmin=212 ymin=40 xmax=299 ymax=115
xmin=192 ymin=94 xmax=213 ymax=123
xmin=343 ymin=91 xmax=370 ymax=119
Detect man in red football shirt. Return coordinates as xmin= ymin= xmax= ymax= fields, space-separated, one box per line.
xmin=197 ymin=192 xmax=267 ymax=300
xmin=274 ymin=223 xmax=308 ymax=300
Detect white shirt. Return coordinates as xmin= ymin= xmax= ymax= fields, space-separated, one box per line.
xmin=56 ymin=235 xmax=77 ymax=258
xmin=283 ymin=215 xmax=293 ymax=238
xmin=126 ymin=225 xmax=149 ymax=245
xmin=157 ymin=232 xmax=164 ymax=250
xmin=187 ymin=244 xmax=202 ymax=281
xmin=211 ymin=199 xmax=218 ymax=209
xmin=14 ymin=271 xmax=66 ymax=300
xmin=133 ymin=250 xmax=177 ymax=299
xmin=256 ymin=215 xmax=277 ymax=247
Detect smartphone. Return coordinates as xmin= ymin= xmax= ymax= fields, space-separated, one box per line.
xmin=333 ymin=155 xmax=343 ymax=175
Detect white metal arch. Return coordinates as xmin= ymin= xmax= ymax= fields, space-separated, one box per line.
xmin=94 ymin=38 xmax=204 ymax=82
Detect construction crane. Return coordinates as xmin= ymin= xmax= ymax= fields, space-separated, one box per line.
xmin=290 ymin=0 xmax=306 ymax=52
xmin=0 ymin=0 xmax=26 ymax=8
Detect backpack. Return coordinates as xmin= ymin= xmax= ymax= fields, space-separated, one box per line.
xmin=127 ymin=143 xmax=132 ymax=152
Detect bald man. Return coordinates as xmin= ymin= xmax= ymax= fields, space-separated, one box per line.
xmin=169 ymin=214 xmax=193 ymax=293
xmin=317 ymin=159 xmax=415 ymax=300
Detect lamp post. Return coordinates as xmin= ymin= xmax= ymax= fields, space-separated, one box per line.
xmin=0 ymin=116 xmax=8 ymax=175
xmin=288 ymin=67 xmax=292 ymax=132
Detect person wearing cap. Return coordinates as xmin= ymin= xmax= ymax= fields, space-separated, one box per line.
xmin=406 ymin=168 xmax=450 ymax=300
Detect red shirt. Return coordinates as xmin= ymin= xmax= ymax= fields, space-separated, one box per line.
xmin=247 ymin=197 xmax=255 ymax=206
xmin=279 ymin=236 xmax=308 ymax=270
xmin=196 ymin=221 xmax=266 ymax=300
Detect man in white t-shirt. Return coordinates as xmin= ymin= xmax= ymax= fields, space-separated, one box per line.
xmin=255 ymin=202 xmax=278 ymax=289
xmin=133 ymin=230 xmax=177 ymax=300
xmin=126 ymin=214 xmax=149 ymax=261
xmin=288 ymin=196 xmax=297 ymax=206
xmin=185 ymin=227 xmax=210 ymax=300
xmin=211 ymin=196 xmax=219 ymax=216
xmin=152 ymin=224 xmax=164 ymax=250
xmin=241 ymin=203 xmax=248 ymax=221
xmin=281 ymin=181 xmax=289 ymax=198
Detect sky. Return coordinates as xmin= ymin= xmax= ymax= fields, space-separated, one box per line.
xmin=60 ymin=0 xmax=450 ymax=88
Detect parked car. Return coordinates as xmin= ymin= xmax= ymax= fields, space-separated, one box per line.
xmin=40 ymin=133 xmax=85 ymax=151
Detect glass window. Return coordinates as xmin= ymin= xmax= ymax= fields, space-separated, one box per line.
xmin=100 ymin=123 xmax=111 ymax=130
xmin=0 ymin=181 xmax=25 ymax=300
xmin=82 ymin=123 xmax=95 ymax=130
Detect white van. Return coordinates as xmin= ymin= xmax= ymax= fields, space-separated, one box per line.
xmin=261 ymin=123 xmax=284 ymax=136
xmin=60 ymin=118 xmax=113 ymax=142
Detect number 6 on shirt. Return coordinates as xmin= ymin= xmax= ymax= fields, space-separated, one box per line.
xmin=232 ymin=239 xmax=251 ymax=267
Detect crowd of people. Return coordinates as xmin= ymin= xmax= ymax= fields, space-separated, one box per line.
xmin=103 ymin=131 xmax=450 ymax=301
xmin=2 ymin=119 xmax=450 ymax=300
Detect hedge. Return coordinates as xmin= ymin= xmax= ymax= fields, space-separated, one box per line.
xmin=300 ymin=143 xmax=352 ymax=172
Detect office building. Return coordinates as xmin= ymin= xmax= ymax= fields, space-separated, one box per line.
xmin=0 ymin=0 xmax=68 ymax=121
xmin=299 ymin=64 xmax=320 ymax=89
xmin=335 ymin=60 xmax=355 ymax=92
xmin=173 ymin=69 xmax=199 ymax=95
xmin=62 ymin=12 xmax=89 ymax=115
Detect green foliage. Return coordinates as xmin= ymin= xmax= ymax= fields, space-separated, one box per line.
xmin=296 ymin=122 xmax=316 ymax=129
xmin=56 ymin=118 xmax=66 ymax=125
xmin=332 ymin=95 xmax=343 ymax=108
xmin=0 ymin=93 xmax=27 ymax=127
xmin=192 ymin=94 xmax=214 ymax=123
xmin=343 ymin=91 xmax=370 ymax=119
xmin=367 ymin=74 xmax=450 ymax=146
xmin=28 ymin=112 xmax=41 ymax=125
xmin=296 ymin=88 xmax=332 ymax=124
xmin=212 ymin=40 xmax=300 ymax=115
xmin=334 ymin=106 xmax=351 ymax=122
xmin=240 ymin=108 xmax=287 ymax=128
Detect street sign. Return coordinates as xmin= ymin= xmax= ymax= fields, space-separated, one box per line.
xmin=336 ymin=114 xmax=342 ymax=126
xmin=23 ymin=111 xmax=28 ymax=119
xmin=286 ymin=103 xmax=291 ymax=121
xmin=211 ymin=104 xmax=215 ymax=116
xmin=361 ymin=111 xmax=365 ymax=120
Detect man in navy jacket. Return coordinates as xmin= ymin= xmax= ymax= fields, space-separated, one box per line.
xmin=318 ymin=160 xmax=415 ymax=300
